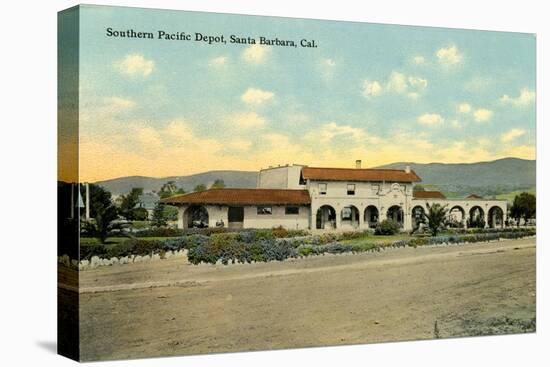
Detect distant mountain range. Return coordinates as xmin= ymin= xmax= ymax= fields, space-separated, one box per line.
xmin=96 ymin=170 xmax=258 ymax=196
xmin=95 ymin=157 xmax=535 ymax=198
xmin=377 ymin=157 xmax=535 ymax=197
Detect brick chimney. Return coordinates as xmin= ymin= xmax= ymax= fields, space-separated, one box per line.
xmin=356 ymin=160 xmax=362 ymax=169
xmin=405 ymin=165 xmax=411 ymax=173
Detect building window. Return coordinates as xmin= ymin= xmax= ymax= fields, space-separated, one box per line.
xmin=285 ymin=206 xmax=299 ymax=215
xmin=319 ymin=183 xmax=327 ymax=195
xmin=257 ymin=206 xmax=272 ymax=215
xmin=347 ymin=184 xmax=356 ymax=195
xmin=371 ymin=184 xmax=380 ymax=194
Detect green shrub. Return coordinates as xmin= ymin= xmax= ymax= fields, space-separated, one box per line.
xmin=78 ymin=227 xmax=536 ymax=264
xmin=129 ymin=239 xmax=163 ymax=255
xmin=374 ymin=219 xmax=401 ymax=235
xmin=134 ymin=227 xmax=185 ymax=237
xmin=272 ymin=226 xmax=288 ymax=238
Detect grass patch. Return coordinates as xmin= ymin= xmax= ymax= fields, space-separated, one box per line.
xmin=341 ymin=233 xmax=412 ymax=245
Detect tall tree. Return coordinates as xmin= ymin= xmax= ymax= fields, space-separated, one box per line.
xmin=119 ymin=187 xmax=143 ymax=220
xmin=152 ymin=202 xmax=168 ymax=227
xmin=80 ymin=184 xmax=121 ymax=244
xmin=210 ymin=179 xmax=226 ymax=189
xmin=194 ymin=184 xmax=207 ymax=192
xmin=80 ymin=183 xmax=112 ymax=219
xmin=510 ymin=192 xmax=536 ymax=226
xmin=159 ymin=181 xmax=186 ymax=199
xmin=423 ymin=203 xmax=448 ymax=236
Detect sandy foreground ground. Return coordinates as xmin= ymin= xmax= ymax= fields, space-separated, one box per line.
xmin=68 ymin=238 xmax=536 ymax=361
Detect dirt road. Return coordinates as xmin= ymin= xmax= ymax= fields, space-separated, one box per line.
xmin=74 ymin=238 xmax=536 ymax=361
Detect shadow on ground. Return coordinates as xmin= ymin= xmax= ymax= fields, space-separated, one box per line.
xmin=36 ymin=340 xmax=57 ymax=354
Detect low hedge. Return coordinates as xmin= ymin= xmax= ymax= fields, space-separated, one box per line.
xmin=77 ymin=228 xmax=535 ymax=263
xmin=80 ymin=238 xmax=164 ymax=260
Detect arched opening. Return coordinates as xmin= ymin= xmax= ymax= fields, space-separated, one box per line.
xmin=488 ymin=206 xmax=504 ymax=228
xmin=468 ymin=206 xmax=485 ymax=228
xmin=387 ymin=205 xmax=404 ymax=227
xmin=412 ymin=205 xmax=426 ymax=229
xmin=341 ymin=205 xmax=360 ymax=229
xmin=316 ymin=205 xmax=336 ymax=230
xmin=448 ymin=206 xmax=466 ymax=228
xmin=185 ymin=205 xmax=209 ymax=228
xmin=364 ymin=205 xmax=379 ymax=229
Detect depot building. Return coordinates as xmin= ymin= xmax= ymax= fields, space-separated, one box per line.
xmin=162 ymin=161 xmax=507 ymax=232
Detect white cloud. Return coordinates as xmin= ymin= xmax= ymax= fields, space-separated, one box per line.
xmin=79 ymin=96 xmax=136 ymax=128
xmin=413 ymin=56 xmax=426 ymax=65
xmin=387 ymin=72 xmax=408 ymax=94
xmin=242 ymin=45 xmax=269 ymax=64
xmin=362 ymin=72 xmax=427 ymax=99
xmin=500 ymin=88 xmax=536 ymax=107
xmin=362 ymin=80 xmax=383 ymax=98
xmin=316 ymin=122 xmax=368 ymax=143
xmin=458 ymin=103 xmax=472 ymax=113
xmin=241 ymin=88 xmax=275 ymax=105
xmin=164 ymin=120 xmax=194 ymax=141
xmin=319 ymin=58 xmax=337 ymax=80
xmin=464 ymin=76 xmax=492 ymax=92
xmin=436 ymin=45 xmax=463 ymax=65
xmin=418 ymin=113 xmax=444 ymax=126
xmin=115 ymin=54 xmax=154 ymax=76
xmin=209 ymin=56 xmax=228 ymax=67
xmin=407 ymin=76 xmax=428 ymax=89
xmin=473 ymin=108 xmax=493 ymax=122
xmin=323 ymin=58 xmax=336 ymax=67
xmin=232 ymin=111 xmax=266 ymax=128
xmin=501 ymin=128 xmax=526 ymax=143
xmin=134 ymin=126 xmax=163 ymax=149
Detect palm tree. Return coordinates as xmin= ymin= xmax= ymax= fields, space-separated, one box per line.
xmin=423 ymin=203 xmax=448 ymax=236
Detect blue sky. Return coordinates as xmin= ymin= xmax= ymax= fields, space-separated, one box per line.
xmin=76 ymin=5 xmax=536 ymax=181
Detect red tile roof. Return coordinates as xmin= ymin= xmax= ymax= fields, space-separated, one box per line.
xmin=413 ymin=190 xmax=446 ymax=199
xmin=301 ymin=167 xmax=421 ymax=183
xmin=161 ymin=188 xmax=311 ymax=205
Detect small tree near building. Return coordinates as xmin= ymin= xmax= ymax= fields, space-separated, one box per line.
xmin=510 ymin=192 xmax=536 ymax=226
xmin=131 ymin=207 xmax=149 ymax=221
xmin=423 ymin=203 xmax=448 ymax=236
xmin=152 ymin=202 xmax=168 ymax=227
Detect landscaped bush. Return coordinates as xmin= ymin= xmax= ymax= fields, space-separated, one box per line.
xmin=76 ymin=227 xmax=536 ymax=265
xmin=163 ymin=236 xmax=195 ymax=251
xmin=80 ymin=244 xmax=108 ymax=260
xmin=374 ymin=219 xmax=401 ymax=235
xmin=340 ymin=231 xmax=372 ymax=241
xmin=130 ymin=239 xmax=164 ymax=255
xmin=79 ymin=238 xmax=165 ymax=260
xmin=186 ymin=237 xmax=299 ymax=265
xmin=132 ymin=227 xmax=185 ymax=237
xmin=445 ymin=227 xmax=534 ymax=235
